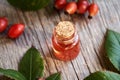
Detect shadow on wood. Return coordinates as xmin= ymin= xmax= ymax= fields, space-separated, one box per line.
xmin=0 ymin=76 xmax=13 ymax=80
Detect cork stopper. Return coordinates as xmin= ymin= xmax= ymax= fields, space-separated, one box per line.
xmin=55 ymin=21 xmax=75 ymax=41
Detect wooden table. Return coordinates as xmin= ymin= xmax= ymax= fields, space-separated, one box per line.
xmin=0 ymin=0 xmax=120 ymax=80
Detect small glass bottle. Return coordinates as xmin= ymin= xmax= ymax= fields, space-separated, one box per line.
xmin=52 ymin=21 xmax=80 ymax=61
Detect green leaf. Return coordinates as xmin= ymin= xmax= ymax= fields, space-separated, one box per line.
xmin=0 ymin=68 xmax=27 ymax=80
xmin=18 ymin=47 xmax=44 ymax=80
xmin=46 ymin=72 xmax=61 ymax=80
xmin=105 ymin=30 xmax=120 ymax=71
xmin=7 ymin=0 xmax=50 ymax=11
xmin=84 ymin=71 xmax=120 ymax=80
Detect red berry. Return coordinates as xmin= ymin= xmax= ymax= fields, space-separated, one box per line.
xmin=77 ymin=0 xmax=89 ymax=14
xmin=88 ymin=3 xmax=99 ymax=19
xmin=0 ymin=17 xmax=8 ymax=32
xmin=8 ymin=23 xmax=25 ymax=39
xmin=55 ymin=0 xmax=67 ymax=10
xmin=65 ymin=2 xmax=77 ymax=14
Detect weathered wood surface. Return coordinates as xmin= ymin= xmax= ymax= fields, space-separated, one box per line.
xmin=0 ymin=0 xmax=120 ymax=80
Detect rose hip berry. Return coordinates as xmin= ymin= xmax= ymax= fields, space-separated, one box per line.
xmin=77 ymin=0 xmax=89 ymax=14
xmin=0 ymin=17 xmax=8 ymax=32
xmin=65 ymin=2 xmax=77 ymax=14
xmin=54 ymin=0 xmax=67 ymax=10
xmin=88 ymin=3 xmax=99 ymax=19
xmin=8 ymin=23 xmax=25 ymax=39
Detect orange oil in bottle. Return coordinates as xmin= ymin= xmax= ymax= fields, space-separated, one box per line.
xmin=52 ymin=21 xmax=80 ymax=61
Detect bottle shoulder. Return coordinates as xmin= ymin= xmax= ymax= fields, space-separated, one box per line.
xmin=52 ymin=33 xmax=80 ymax=50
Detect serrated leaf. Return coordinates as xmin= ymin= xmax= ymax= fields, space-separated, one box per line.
xmin=105 ymin=30 xmax=120 ymax=71
xmin=84 ymin=71 xmax=120 ymax=80
xmin=0 ymin=68 xmax=27 ymax=80
xmin=18 ymin=47 xmax=44 ymax=80
xmin=46 ymin=72 xmax=61 ymax=80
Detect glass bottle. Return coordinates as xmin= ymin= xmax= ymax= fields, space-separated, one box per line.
xmin=52 ymin=21 xmax=80 ymax=61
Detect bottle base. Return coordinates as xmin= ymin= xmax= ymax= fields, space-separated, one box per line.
xmin=53 ymin=41 xmax=80 ymax=61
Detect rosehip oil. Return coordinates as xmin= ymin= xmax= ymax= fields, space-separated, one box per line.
xmin=52 ymin=21 xmax=80 ymax=61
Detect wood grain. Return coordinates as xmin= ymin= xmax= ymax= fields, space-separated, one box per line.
xmin=0 ymin=0 xmax=120 ymax=80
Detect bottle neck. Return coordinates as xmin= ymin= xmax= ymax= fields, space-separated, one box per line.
xmin=55 ymin=32 xmax=77 ymax=45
